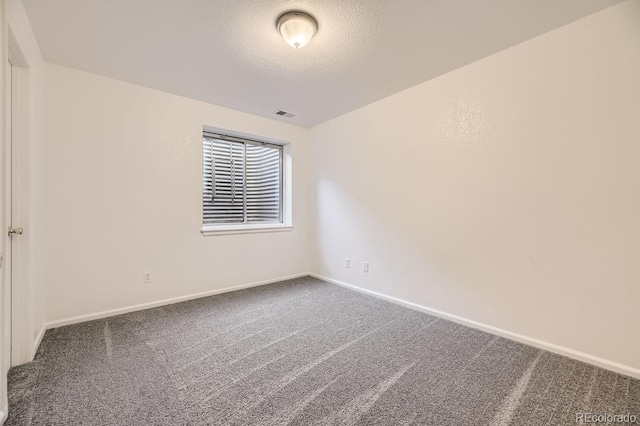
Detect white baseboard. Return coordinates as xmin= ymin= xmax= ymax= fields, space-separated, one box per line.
xmin=45 ymin=273 xmax=309 ymax=330
xmin=38 ymin=271 xmax=640 ymax=380
xmin=33 ymin=323 xmax=46 ymax=358
xmin=311 ymin=273 xmax=640 ymax=380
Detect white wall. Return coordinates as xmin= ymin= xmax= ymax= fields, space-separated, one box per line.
xmin=310 ymin=1 xmax=640 ymax=373
xmin=42 ymin=63 xmax=310 ymax=323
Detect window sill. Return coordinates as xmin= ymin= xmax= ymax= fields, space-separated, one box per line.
xmin=201 ymin=224 xmax=293 ymax=236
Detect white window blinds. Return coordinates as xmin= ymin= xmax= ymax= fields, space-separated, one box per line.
xmin=203 ymin=132 xmax=282 ymax=225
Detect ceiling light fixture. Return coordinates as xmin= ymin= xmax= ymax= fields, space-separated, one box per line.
xmin=276 ymin=11 xmax=318 ymax=49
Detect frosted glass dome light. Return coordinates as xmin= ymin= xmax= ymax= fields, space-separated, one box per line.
xmin=277 ymin=11 xmax=318 ymax=49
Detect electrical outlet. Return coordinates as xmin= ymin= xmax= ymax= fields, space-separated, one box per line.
xmin=143 ymin=271 xmax=152 ymax=284
xmin=363 ymin=262 xmax=369 ymax=273
xmin=345 ymin=258 xmax=351 ymax=268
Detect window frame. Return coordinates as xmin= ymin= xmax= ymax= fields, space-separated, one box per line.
xmin=201 ymin=126 xmax=293 ymax=236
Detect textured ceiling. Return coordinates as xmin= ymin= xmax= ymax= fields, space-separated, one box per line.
xmin=22 ymin=0 xmax=622 ymax=127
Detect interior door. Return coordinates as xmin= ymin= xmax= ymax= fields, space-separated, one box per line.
xmin=1 ymin=58 xmax=14 ymax=419
xmin=8 ymin=57 xmax=23 ymax=366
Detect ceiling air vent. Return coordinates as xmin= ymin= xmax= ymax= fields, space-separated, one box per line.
xmin=275 ymin=110 xmax=296 ymax=118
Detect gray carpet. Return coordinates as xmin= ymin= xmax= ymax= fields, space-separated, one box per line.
xmin=6 ymin=276 xmax=640 ymax=425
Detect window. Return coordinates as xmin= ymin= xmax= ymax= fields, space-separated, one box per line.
xmin=202 ymin=129 xmax=291 ymax=235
